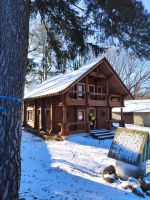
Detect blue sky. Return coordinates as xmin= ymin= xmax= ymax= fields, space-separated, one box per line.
xmin=142 ymin=0 xmax=150 ymax=11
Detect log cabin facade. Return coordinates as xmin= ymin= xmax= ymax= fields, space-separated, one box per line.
xmin=24 ymin=57 xmax=133 ymax=135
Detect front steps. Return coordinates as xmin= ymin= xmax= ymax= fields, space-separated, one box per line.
xmin=89 ymin=129 xmax=115 ymax=140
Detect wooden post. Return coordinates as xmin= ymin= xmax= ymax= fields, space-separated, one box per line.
xmin=50 ymin=99 xmax=55 ymax=134
xmin=34 ymin=100 xmax=37 ymax=129
xmin=85 ymin=76 xmax=89 ymax=132
xmin=120 ymin=107 xmax=125 ymax=127
xmin=60 ymin=94 xmax=67 ymax=135
xmin=61 ymin=105 xmax=67 ymax=135
xmin=41 ymin=98 xmax=44 ymax=130
xmin=106 ymin=79 xmax=109 ymax=95
xmin=106 ymin=79 xmax=111 ymax=129
xmin=23 ymin=102 xmax=26 ymax=126
xmin=107 ymin=107 xmax=110 ymax=129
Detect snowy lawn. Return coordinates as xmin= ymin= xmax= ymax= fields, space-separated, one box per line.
xmin=20 ymin=128 xmax=150 ymax=200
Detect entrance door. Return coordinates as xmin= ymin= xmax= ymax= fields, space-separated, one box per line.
xmin=89 ymin=108 xmax=96 ymax=129
xmin=97 ymin=107 xmax=107 ymax=129
xmin=45 ymin=108 xmax=51 ymax=131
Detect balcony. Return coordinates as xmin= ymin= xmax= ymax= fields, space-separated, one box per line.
xmin=109 ymin=95 xmax=123 ymax=107
xmin=65 ymin=91 xmax=123 ymax=107
xmin=66 ymin=91 xmax=86 ymax=106
xmin=88 ymin=92 xmax=107 ymax=106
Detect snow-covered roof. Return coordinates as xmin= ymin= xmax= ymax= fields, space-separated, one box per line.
xmin=113 ymin=99 xmax=150 ymax=113
xmin=24 ymin=57 xmax=103 ymax=99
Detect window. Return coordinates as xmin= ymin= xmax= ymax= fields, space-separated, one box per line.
xmin=27 ymin=110 xmax=33 ymax=121
xmin=78 ymin=109 xmax=85 ymax=122
xmin=97 ymin=86 xmax=102 ymax=93
xmin=89 ymin=85 xmax=95 ymax=92
xmin=37 ymin=109 xmax=41 ymax=116
xmin=89 ymin=85 xmax=95 ymax=99
xmin=77 ymin=84 xmax=85 ymax=99
xmin=44 ymin=108 xmax=51 ymax=131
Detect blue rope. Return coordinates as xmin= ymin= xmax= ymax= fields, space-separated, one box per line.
xmin=0 ymin=96 xmax=22 ymax=111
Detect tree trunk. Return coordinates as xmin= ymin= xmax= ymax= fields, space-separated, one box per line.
xmin=0 ymin=1 xmax=30 ymax=199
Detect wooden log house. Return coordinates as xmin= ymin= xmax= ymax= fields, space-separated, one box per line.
xmin=24 ymin=57 xmax=133 ymax=135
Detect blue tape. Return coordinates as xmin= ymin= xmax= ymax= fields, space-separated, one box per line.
xmin=0 ymin=96 xmax=22 ymax=111
xmin=0 ymin=96 xmax=22 ymax=102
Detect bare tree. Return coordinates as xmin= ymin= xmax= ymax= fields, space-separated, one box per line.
xmin=28 ymin=23 xmax=55 ymax=83
xmin=104 ymin=47 xmax=150 ymax=99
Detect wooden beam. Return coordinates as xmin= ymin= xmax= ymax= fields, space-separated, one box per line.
xmin=50 ymin=99 xmax=55 ymax=133
xmin=60 ymin=105 xmax=67 ymax=135
xmin=85 ymin=107 xmax=89 ymax=132
xmin=34 ymin=100 xmax=37 ymax=129
xmin=120 ymin=107 xmax=125 ymax=127
xmin=89 ymin=71 xmax=107 ymax=79
xmin=41 ymin=98 xmax=45 ymax=131
xmin=63 ymin=106 xmax=67 ymax=123
xmin=23 ymin=102 xmax=27 ymax=126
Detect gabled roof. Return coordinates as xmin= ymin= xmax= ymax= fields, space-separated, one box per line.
xmin=113 ymin=99 xmax=150 ymax=113
xmin=24 ymin=57 xmax=133 ymax=99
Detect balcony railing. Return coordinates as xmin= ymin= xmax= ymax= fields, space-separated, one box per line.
xmin=109 ymin=95 xmax=122 ymax=107
xmin=88 ymin=92 xmax=107 ymax=106
xmin=66 ymin=91 xmax=123 ymax=107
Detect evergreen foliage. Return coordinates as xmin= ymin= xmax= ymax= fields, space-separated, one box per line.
xmin=27 ymin=0 xmax=150 ymax=91
xmin=85 ymin=0 xmax=150 ymax=59
xmin=30 ymin=0 xmax=150 ymax=63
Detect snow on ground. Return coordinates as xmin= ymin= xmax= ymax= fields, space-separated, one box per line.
xmin=20 ymin=128 xmax=150 ymax=200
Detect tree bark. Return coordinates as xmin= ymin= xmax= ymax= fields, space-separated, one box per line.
xmin=0 ymin=1 xmax=30 ymax=199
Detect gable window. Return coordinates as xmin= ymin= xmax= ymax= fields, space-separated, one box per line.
xmin=97 ymin=86 xmax=102 ymax=93
xmin=77 ymin=83 xmax=85 ymax=99
xmin=89 ymin=85 xmax=95 ymax=99
xmin=27 ymin=110 xmax=33 ymax=121
xmin=89 ymin=85 xmax=95 ymax=93
xmin=78 ymin=109 xmax=85 ymax=122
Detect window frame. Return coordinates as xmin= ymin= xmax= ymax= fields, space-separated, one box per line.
xmin=27 ymin=109 xmax=33 ymax=121
xmin=77 ymin=109 xmax=85 ymax=122
xmin=97 ymin=86 xmax=102 ymax=93
xmin=77 ymin=83 xmax=85 ymax=99
xmin=88 ymin=84 xmax=95 ymax=93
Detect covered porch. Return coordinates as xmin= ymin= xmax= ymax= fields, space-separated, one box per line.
xmin=59 ymin=105 xmax=125 ymax=136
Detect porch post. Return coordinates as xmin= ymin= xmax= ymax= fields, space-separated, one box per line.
xmin=34 ymin=100 xmax=38 ymax=129
xmin=107 ymin=107 xmax=112 ymax=129
xmin=23 ymin=102 xmax=27 ymax=126
xmin=120 ymin=107 xmax=125 ymax=127
xmin=50 ymin=100 xmax=55 ymax=134
xmin=41 ymin=98 xmax=44 ymax=130
xmin=85 ymin=76 xmax=89 ymax=132
xmin=61 ymin=105 xmax=67 ymax=135
xmin=106 ymin=79 xmax=111 ymax=129
xmin=85 ymin=106 xmax=89 ymax=132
